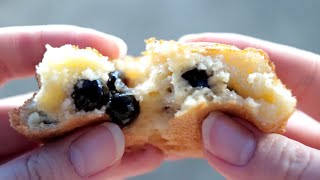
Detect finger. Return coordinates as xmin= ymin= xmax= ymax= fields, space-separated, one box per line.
xmin=0 ymin=100 xmax=39 ymax=160
xmin=0 ymin=122 xmax=125 ymax=180
xmin=0 ymin=92 xmax=34 ymax=107
xmin=202 ymin=112 xmax=320 ymax=180
xmin=0 ymin=25 xmax=127 ymax=85
xmin=285 ymin=110 xmax=320 ymax=149
xmin=179 ymin=33 xmax=320 ymax=120
xmin=0 ymin=93 xmax=38 ymax=160
xmin=91 ymin=145 xmax=164 ymax=180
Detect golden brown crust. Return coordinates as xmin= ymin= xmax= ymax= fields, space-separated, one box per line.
xmin=124 ymin=102 xmax=292 ymax=158
xmin=9 ymin=94 xmax=109 ymax=142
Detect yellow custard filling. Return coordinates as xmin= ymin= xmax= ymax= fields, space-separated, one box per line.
xmin=35 ymin=45 xmax=115 ymax=115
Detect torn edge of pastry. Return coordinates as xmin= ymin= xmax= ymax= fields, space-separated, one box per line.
xmin=124 ymin=38 xmax=297 ymax=144
xmin=9 ymin=45 xmax=140 ymax=140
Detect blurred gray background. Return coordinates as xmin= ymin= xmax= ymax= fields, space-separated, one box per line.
xmin=0 ymin=0 xmax=319 ymax=179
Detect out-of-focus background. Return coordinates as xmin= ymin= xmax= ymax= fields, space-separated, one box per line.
xmin=0 ymin=1 xmax=319 ymax=179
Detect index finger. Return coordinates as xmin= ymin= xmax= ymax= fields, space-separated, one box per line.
xmin=179 ymin=33 xmax=320 ymax=120
xmin=0 ymin=25 xmax=127 ymax=85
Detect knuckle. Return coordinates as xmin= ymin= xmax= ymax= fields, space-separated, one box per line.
xmin=258 ymin=135 xmax=312 ymax=180
xmin=0 ymin=56 xmax=11 ymax=84
xmin=279 ymin=141 xmax=311 ymax=180
xmin=294 ymin=54 xmax=319 ymax=99
xmin=25 ymin=154 xmax=42 ymax=180
xmin=23 ymin=151 xmax=56 ymax=180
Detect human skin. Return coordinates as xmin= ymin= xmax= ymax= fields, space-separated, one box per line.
xmin=180 ymin=33 xmax=320 ymax=180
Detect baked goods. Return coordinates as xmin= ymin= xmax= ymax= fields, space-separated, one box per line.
xmin=9 ymin=38 xmax=296 ymax=157
xmin=10 ymin=45 xmax=140 ymax=140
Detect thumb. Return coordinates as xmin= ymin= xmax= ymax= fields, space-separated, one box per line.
xmin=0 ymin=122 xmax=125 ymax=179
xmin=202 ymin=112 xmax=320 ymax=180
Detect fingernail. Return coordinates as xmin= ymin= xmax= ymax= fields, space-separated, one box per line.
xmin=94 ymin=30 xmax=127 ymax=58
xmin=69 ymin=122 xmax=125 ymax=177
xmin=78 ymin=26 xmax=127 ymax=58
xmin=178 ymin=33 xmax=212 ymax=43
xmin=202 ymin=112 xmax=256 ymax=165
xmin=178 ymin=34 xmax=198 ymax=42
xmin=103 ymin=34 xmax=127 ymax=58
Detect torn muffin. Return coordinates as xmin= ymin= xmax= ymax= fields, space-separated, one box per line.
xmin=10 ymin=45 xmax=140 ymax=140
xmin=10 ymin=39 xmax=296 ymax=158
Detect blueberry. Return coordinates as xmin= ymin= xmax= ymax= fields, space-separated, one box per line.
xmin=107 ymin=71 xmax=126 ymax=92
xmin=182 ymin=68 xmax=209 ymax=88
xmin=106 ymin=93 xmax=140 ymax=127
xmin=72 ymin=79 xmax=110 ymax=112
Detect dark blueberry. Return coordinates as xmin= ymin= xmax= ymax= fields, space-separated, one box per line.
xmin=182 ymin=68 xmax=209 ymax=88
xmin=38 ymin=111 xmax=57 ymax=125
xmin=106 ymin=93 xmax=140 ymax=127
xmin=72 ymin=79 xmax=110 ymax=112
xmin=107 ymin=71 xmax=126 ymax=92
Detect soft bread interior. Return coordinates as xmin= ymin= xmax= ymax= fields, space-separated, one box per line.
xmin=22 ymin=45 xmax=115 ymax=130
xmin=120 ymin=39 xmax=296 ymax=152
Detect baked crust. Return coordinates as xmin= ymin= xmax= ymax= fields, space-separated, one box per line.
xmin=124 ymin=102 xmax=289 ymax=158
xmin=9 ymin=94 xmax=108 ymax=142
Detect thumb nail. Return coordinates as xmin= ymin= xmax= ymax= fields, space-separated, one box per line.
xmin=69 ymin=122 xmax=125 ymax=177
xmin=202 ymin=112 xmax=256 ymax=165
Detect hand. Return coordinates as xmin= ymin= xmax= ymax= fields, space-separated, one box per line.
xmin=180 ymin=33 xmax=320 ymax=179
xmin=0 ymin=25 xmax=163 ymax=180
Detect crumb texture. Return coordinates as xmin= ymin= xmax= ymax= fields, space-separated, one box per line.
xmin=35 ymin=45 xmax=115 ymax=120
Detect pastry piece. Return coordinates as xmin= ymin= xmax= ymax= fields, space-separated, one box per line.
xmin=10 ymin=39 xmax=296 ymax=157
xmin=10 ymin=45 xmax=140 ymax=140
xmin=117 ymin=38 xmax=296 ymax=157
